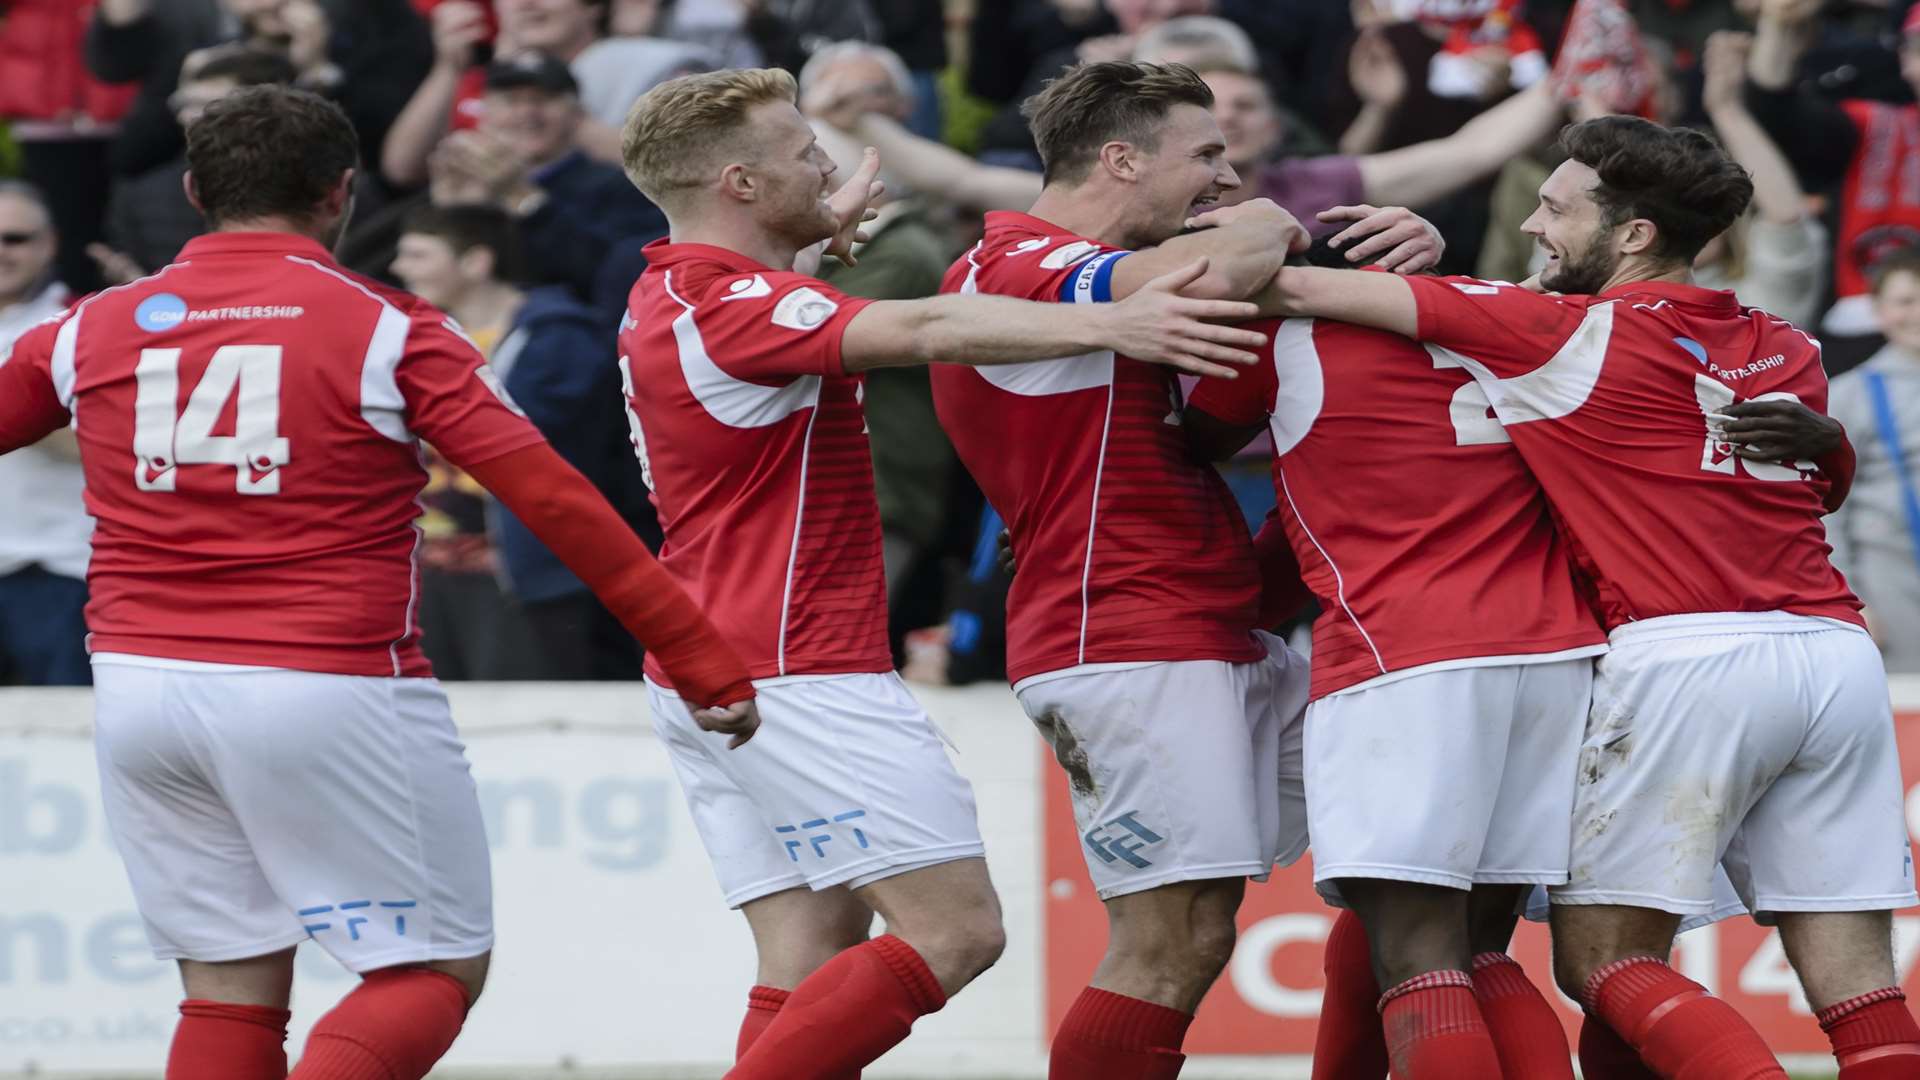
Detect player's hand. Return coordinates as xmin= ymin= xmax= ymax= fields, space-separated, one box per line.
xmin=997 ymin=529 xmax=1016 ymax=577
xmin=1715 ymin=398 xmax=1842 ymax=461
xmin=430 ymin=0 xmax=490 ymax=72
xmin=1319 ymin=204 xmax=1446 ymax=274
xmin=1099 ymin=259 xmax=1267 ymax=379
xmin=693 ymin=699 xmax=760 ymax=750
xmin=1183 ymin=198 xmax=1311 ymax=255
xmin=823 ymin=146 xmax=884 ymax=268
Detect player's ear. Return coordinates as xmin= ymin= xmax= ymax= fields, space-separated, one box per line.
xmin=182 ymin=171 xmax=205 ymax=213
xmin=719 ymin=161 xmax=757 ymax=203
xmin=1618 ymin=216 xmax=1660 ymax=258
xmin=1098 ymin=140 xmax=1138 ymax=185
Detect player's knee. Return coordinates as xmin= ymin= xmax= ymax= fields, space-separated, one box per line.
xmin=1551 ymin=951 xmax=1595 ymax=1007
xmin=427 ymin=952 xmax=491 ymax=1006
xmin=911 ymin=905 xmax=1006 ymax=988
xmin=1186 ymin=905 xmax=1240 ymax=984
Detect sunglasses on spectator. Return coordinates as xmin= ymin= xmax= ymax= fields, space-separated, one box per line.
xmin=0 ymin=231 xmax=42 ymax=246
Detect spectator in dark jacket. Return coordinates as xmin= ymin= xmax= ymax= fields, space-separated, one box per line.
xmin=393 ymin=204 xmax=653 ymax=680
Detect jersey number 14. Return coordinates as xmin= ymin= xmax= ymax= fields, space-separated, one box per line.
xmin=133 ymin=345 xmax=290 ymax=495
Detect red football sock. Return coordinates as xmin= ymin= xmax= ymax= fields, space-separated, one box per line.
xmin=1377 ymin=970 xmax=1504 ymax=1079
xmin=1048 ymin=986 xmax=1193 ymax=1079
xmin=737 ymin=985 xmax=789 ymax=1060
xmin=1578 ymin=1013 xmax=1661 ymax=1079
xmin=1817 ymin=987 xmax=1920 ymax=1079
xmin=1311 ymin=908 xmax=1388 ymax=1080
xmin=167 ymin=999 xmax=291 ymax=1080
xmin=1585 ymin=956 xmax=1786 ymax=1079
xmin=726 ymin=935 xmax=946 ymax=1080
xmin=287 ymin=968 xmax=470 ymax=1080
xmin=1471 ymin=952 xmax=1574 ymax=1079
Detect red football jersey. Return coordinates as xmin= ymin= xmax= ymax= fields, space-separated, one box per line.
xmin=0 ymin=232 xmax=545 ymax=676
xmin=619 ymin=240 xmax=889 ymax=686
xmin=1406 ymin=276 xmax=1863 ymax=629
xmin=1189 ymin=317 xmax=1606 ymax=699
xmin=931 ymin=212 xmax=1263 ymax=685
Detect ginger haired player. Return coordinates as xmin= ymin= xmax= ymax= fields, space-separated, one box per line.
xmin=1248 ymin=115 xmax=1919 ymax=1080
xmin=0 ymin=86 xmax=759 ymax=1080
xmin=615 ymin=67 xmax=1276 ymax=1080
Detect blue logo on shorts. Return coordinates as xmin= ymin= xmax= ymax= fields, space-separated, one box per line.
xmin=134 ymin=293 xmax=188 ymax=332
xmin=1085 ymin=811 xmax=1164 ymax=869
xmin=774 ymin=809 xmax=869 ymax=860
xmin=298 ymin=899 xmax=417 ymax=941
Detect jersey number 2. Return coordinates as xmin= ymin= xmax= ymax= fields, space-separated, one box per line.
xmin=1430 ymin=351 xmax=1511 ymax=446
xmin=133 ymin=346 xmax=290 ymax=495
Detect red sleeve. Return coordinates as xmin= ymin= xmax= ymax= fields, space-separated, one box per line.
xmin=1818 ymin=434 xmax=1855 ymax=513
xmin=467 ymin=442 xmax=756 ymax=707
xmin=1253 ymin=509 xmax=1312 ymax=627
xmin=986 ymin=238 xmax=1130 ymax=304
xmin=1188 ymin=319 xmax=1283 ymax=427
xmin=395 ymin=307 xmax=546 ymax=467
xmin=692 ymin=272 xmax=874 ymax=380
xmin=1407 ymin=275 xmax=1592 ymax=380
xmin=0 ymin=316 xmax=71 ymax=454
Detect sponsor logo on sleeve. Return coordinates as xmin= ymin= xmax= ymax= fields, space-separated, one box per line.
xmin=771 ymin=287 xmax=838 ymax=332
xmin=1040 ymin=240 xmax=1101 ymax=270
xmin=134 ymin=294 xmax=188 ymax=332
xmin=720 ymin=275 xmax=775 ymax=301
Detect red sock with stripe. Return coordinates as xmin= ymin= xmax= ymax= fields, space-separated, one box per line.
xmin=1584 ymin=956 xmax=1786 ymax=1079
xmin=1378 ymin=970 xmax=1505 ymax=1079
xmin=287 ymin=968 xmax=469 ymax=1080
xmin=1578 ymin=1013 xmax=1661 ymax=1079
xmin=725 ymin=935 xmax=946 ymax=1080
xmin=1818 ymin=987 xmax=1920 ymax=1079
xmin=1310 ymin=908 xmax=1389 ymax=1080
xmin=1047 ymin=986 xmax=1193 ymax=1079
xmin=1471 ymin=952 xmax=1574 ymax=1078
xmin=167 ymin=1000 xmax=291 ymax=1080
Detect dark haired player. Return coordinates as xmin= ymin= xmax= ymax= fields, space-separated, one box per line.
xmin=0 ymin=85 xmax=758 ymax=1080
xmin=1247 ymin=116 xmax=1920 ymax=1079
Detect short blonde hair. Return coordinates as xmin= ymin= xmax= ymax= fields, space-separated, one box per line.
xmin=622 ymin=67 xmax=797 ymax=203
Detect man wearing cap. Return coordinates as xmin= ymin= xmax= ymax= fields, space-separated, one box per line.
xmin=429 ymin=50 xmax=666 ymax=314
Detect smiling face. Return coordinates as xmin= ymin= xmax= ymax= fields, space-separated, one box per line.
xmin=739 ymin=99 xmax=841 ymax=249
xmin=1521 ymin=160 xmax=1626 ymax=295
xmin=1123 ymin=101 xmax=1239 ymax=246
xmin=481 ymin=86 xmax=580 ymax=166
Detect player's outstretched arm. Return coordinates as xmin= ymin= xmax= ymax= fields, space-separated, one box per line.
xmin=464 ymin=444 xmax=759 ymax=730
xmin=1257 ymin=263 xmax=1420 ymax=338
xmin=842 ymin=258 xmax=1269 ymax=378
xmin=1100 ymin=198 xmax=1310 ymax=302
xmin=0 ymin=318 xmax=72 ymax=454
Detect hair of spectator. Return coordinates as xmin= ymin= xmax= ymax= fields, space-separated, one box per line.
xmin=1870 ymin=246 xmax=1920 ymax=295
xmin=186 ymin=86 xmax=359 ymax=229
xmin=1021 ymin=61 xmax=1214 ymax=186
xmin=1132 ymin=16 xmax=1259 ymax=74
xmin=1557 ymin=116 xmax=1754 ymax=264
xmin=798 ymin=41 xmax=916 ymax=109
xmin=401 ymin=204 xmax=528 ymax=283
xmin=621 ymin=67 xmax=798 ymax=205
xmin=0 ymin=179 xmax=54 ymax=227
xmin=184 ymin=46 xmax=298 ymax=88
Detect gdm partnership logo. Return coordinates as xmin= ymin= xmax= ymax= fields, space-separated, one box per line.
xmin=133 ymin=294 xmax=187 ymax=333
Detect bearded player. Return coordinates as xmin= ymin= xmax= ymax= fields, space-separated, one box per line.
xmin=930 ymin=61 xmax=1444 ymax=1079
xmin=1253 ymin=116 xmax=1920 ymax=1080
xmin=0 ymin=87 xmax=758 ymax=1080
xmin=614 ymin=68 xmax=1275 ymax=1080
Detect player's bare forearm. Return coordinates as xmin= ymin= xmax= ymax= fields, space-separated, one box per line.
xmin=1258 ymin=266 xmax=1419 ymax=338
xmin=466 ymin=443 xmax=756 ymax=707
xmin=1110 ymin=200 xmax=1307 ymax=302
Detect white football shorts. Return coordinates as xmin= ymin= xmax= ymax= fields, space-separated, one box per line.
xmin=1014 ymin=631 xmax=1311 ymax=900
xmin=1307 ymin=659 xmax=1593 ymax=904
xmin=648 ymin=671 xmax=986 ymax=908
xmin=1553 ymin=612 xmax=1918 ymax=920
xmin=91 ymin=656 xmax=493 ymax=972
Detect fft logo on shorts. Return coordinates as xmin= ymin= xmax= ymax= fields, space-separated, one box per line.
xmin=1085 ymin=811 xmax=1164 ymax=869
xmin=774 ymin=809 xmax=870 ymax=860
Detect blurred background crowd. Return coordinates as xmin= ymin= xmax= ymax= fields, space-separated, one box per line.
xmin=0 ymin=0 xmax=1917 ymax=688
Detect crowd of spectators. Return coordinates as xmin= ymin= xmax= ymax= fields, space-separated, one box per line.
xmin=0 ymin=0 xmax=1916 ymax=686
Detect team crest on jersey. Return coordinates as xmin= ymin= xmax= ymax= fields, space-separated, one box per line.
xmin=771 ymin=287 xmax=837 ymax=332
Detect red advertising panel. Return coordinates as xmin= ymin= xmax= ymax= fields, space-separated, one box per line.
xmin=1044 ymin=709 xmax=1920 ymax=1055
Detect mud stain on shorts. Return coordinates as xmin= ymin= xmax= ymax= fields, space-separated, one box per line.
xmin=1034 ymin=710 xmax=1098 ymax=799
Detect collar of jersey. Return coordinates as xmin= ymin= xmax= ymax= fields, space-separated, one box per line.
xmin=1597 ymin=279 xmax=1739 ymax=311
xmin=641 ymin=238 xmax=777 ymax=275
xmin=983 ymin=209 xmax=1082 ymax=243
xmin=178 ymin=231 xmax=336 ymax=262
